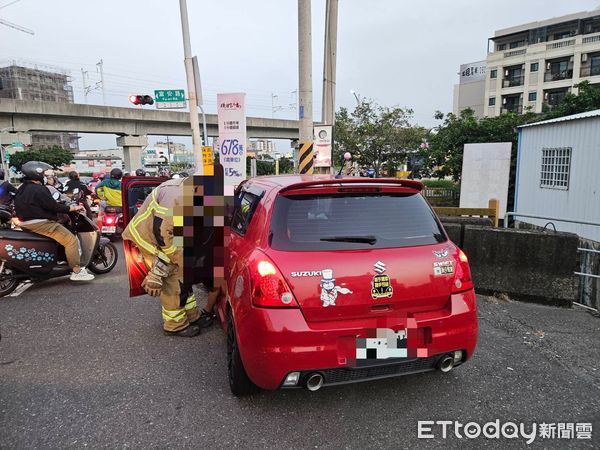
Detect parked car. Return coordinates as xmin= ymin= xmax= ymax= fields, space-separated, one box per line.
xmin=122 ymin=175 xmax=478 ymax=396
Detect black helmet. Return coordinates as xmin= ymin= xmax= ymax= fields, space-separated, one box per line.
xmin=0 ymin=168 xmax=4 ymax=181
xmin=110 ymin=168 xmax=123 ymax=180
xmin=68 ymin=171 xmax=79 ymax=181
xmin=22 ymin=161 xmax=52 ymax=182
xmin=135 ymin=169 xmax=146 ymax=176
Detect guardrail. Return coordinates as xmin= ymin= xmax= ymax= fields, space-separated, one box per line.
xmin=434 ymin=199 xmax=499 ymax=227
xmin=503 ymin=211 xmax=600 ymax=310
xmin=503 ymin=212 xmax=600 ymax=229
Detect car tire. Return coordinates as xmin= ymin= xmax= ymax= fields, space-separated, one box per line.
xmin=227 ymin=310 xmax=259 ymax=396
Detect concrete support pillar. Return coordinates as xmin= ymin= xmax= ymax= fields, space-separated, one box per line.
xmin=116 ymin=135 xmax=148 ymax=172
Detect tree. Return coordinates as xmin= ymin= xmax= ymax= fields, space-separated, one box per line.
xmin=278 ymin=157 xmax=293 ymax=174
xmin=334 ymin=100 xmax=426 ymax=176
xmin=11 ymin=146 xmax=74 ymax=171
xmin=541 ymin=80 xmax=600 ymax=119
xmin=424 ymin=108 xmax=537 ymax=182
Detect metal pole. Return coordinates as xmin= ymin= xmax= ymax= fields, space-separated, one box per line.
xmin=199 ymin=104 xmax=208 ymax=149
xmin=97 ymin=59 xmax=106 ymax=106
xmin=297 ymin=0 xmax=313 ymax=173
xmin=321 ymin=0 xmax=338 ymax=127
xmin=81 ymin=69 xmax=88 ymax=104
xmin=178 ymin=0 xmax=204 ymax=175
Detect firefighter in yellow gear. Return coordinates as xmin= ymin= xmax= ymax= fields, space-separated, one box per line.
xmin=122 ymin=169 xmax=223 ymax=337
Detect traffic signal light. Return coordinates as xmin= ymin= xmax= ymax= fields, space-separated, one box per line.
xmin=128 ymin=94 xmax=154 ymax=105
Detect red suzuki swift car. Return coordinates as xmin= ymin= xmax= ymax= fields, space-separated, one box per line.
xmin=223 ymin=175 xmax=477 ymax=395
xmin=123 ymin=175 xmax=478 ymax=396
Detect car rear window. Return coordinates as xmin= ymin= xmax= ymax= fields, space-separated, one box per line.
xmin=270 ymin=193 xmax=446 ymax=251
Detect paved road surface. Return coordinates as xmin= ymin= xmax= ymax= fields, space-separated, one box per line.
xmin=1 ymin=245 xmax=599 ymax=448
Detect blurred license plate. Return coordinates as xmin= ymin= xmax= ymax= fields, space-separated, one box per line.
xmin=102 ymin=226 xmax=116 ymax=233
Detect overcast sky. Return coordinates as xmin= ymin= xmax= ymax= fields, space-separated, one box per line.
xmin=1 ymin=0 xmax=599 ymax=150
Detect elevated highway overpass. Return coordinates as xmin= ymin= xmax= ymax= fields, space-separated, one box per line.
xmin=0 ymin=99 xmax=300 ymax=169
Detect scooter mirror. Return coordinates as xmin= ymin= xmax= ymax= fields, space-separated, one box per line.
xmin=52 ymin=191 xmax=60 ymax=201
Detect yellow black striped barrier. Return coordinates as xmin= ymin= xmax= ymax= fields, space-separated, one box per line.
xmin=298 ymin=142 xmax=314 ymax=174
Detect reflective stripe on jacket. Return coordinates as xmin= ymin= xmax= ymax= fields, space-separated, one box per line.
xmin=122 ymin=178 xmax=183 ymax=267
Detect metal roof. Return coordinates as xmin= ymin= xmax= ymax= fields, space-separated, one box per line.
xmin=518 ymin=109 xmax=600 ymax=128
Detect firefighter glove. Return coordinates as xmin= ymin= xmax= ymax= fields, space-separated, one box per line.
xmin=141 ymin=272 xmax=163 ymax=297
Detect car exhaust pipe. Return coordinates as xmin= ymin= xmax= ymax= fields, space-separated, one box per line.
xmin=306 ymin=373 xmax=324 ymax=391
xmin=438 ymin=355 xmax=454 ymax=373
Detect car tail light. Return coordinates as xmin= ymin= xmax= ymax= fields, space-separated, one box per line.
xmin=249 ymin=251 xmax=298 ymax=308
xmin=105 ymin=216 xmax=115 ymax=225
xmin=452 ymin=249 xmax=474 ymax=294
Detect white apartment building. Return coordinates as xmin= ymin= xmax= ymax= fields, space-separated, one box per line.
xmin=454 ymin=10 xmax=600 ymax=117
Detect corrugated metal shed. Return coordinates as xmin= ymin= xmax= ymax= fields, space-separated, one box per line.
xmin=515 ymin=111 xmax=600 ymax=241
xmin=519 ymin=109 xmax=600 ymax=128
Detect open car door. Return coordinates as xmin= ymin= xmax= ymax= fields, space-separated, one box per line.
xmin=121 ymin=176 xmax=168 ymax=297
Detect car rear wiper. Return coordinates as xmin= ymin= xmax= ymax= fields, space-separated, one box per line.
xmin=320 ymin=235 xmax=377 ymax=245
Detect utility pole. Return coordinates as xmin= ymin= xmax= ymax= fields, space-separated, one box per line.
xmin=322 ymin=0 xmax=338 ymax=127
xmin=178 ymin=0 xmax=204 ymax=174
xmin=320 ymin=0 xmax=338 ymax=174
xmin=96 ymin=59 xmax=106 ymax=105
xmin=297 ymin=0 xmax=314 ymax=174
xmin=81 ymin=68 xmax=90 ymax=104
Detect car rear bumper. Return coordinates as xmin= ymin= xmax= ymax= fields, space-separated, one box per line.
xmin=235 ymin=290 xmax=478 ymax=390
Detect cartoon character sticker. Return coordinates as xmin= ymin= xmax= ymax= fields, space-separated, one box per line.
xmin=320 ymin=269 xmax=352 ymax=307
xmin=433 ymin=248 xmax=449 ymax=258
xmin=371 ymin=261 xmax=393 ymax=299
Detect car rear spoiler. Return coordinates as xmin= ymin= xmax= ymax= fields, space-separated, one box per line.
xmin=279 ymin=178 xmax=424 ymax=195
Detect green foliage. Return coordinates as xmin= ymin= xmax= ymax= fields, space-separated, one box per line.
xmin=334 ymin=100 xmax=427 ymax=176
xmin=541 ymin=81 xmax=600 ymax=119
xmin=278 ymin=157 xmax=294 ymax=174
xmin=11 ymin=146 xmax=74 ymax=171
xmin=425 ymin=108 xmax=535 ymax=182
xmin=421 ymin=179 xmax=457 ymax=189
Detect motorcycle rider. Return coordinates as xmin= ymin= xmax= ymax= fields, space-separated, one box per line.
xmin=44 ymin=169 xmax=70 ymax=203
xmin=95 ymin=168 xmax=123 ymax=209
xmin=135 ymin=169 xmax=146 ymax=176
xmin=0 ymin=168 xmax=16 ymax=206
xmin=122 ymin=166 xmax=224 ymax=337
xmin=14 ymin=161 xmax=94 ymax=281
xmin=65 ymin=171 xmax=93 ymax=219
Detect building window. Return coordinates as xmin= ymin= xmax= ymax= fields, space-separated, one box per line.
xmin=540 ymin=147 xmax=571 ymax=190
xmin=591 ymin=55 xmax=600 ymax=76
xmin=497 ymin=43 xmax=506 ymax=51
xmin=488 ymin=97 xmax=496 ymax=106
xmin=528 ymin=92 xmax=537 ymax=102
xmin=530 ymin=62 xmax=539 ymax=72
xmin=490 ymin=69 xmax=497 ymax=79
xmin=509 ymin=40 xmax=525 ymax=49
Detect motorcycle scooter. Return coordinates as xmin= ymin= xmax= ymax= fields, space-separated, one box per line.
xmin=99 ymin=205 xmax=124 ymax=241
xmin=0 ymin=189 xmax=118 ymax=297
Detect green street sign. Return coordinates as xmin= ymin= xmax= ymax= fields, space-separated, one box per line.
xmin=11 ymin=141 xmax=23 ymax=149
xmin=5 ymin=150 xmax=10 ymax=162
xmin=154 ymin=89 xmax=187 ymax=109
